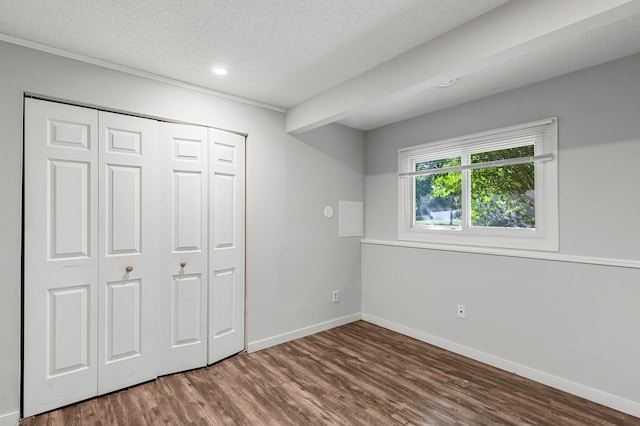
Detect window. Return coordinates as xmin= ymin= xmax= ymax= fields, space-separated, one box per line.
xmin=398 ymin=118 xmax=558 ymax=251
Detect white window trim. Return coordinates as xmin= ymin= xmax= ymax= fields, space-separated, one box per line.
xmin=398 ymin=118 xmax=558 ymax=251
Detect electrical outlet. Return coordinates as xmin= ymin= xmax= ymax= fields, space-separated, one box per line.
xmin=332 ymin=290 xmax=339 ymax=303
xmin=457 ymin=304 xmax=466 ymax=319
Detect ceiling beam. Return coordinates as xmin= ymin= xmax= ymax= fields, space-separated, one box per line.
xmin=285 ymin=0 xmax=640 ymax=134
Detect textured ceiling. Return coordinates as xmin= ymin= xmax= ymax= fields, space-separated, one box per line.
xmin=0 ymin=0 xmax=508 ymax=108
xmin=1 ymin=1 xmax=639 ymax=132
xmin=337 ymin=13 xmax=640 ymax=130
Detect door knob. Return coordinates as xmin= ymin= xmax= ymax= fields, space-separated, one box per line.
xmin=125 ymin=265 xmax=133 ymax=272
xmin=180 ymin=261 xmax=187 ymax=268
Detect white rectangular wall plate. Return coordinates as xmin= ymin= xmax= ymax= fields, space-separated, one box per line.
xmin=338 ymin=200 xmax=363 ymax=237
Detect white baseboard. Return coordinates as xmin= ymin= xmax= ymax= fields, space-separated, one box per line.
xmin=362 ymin=313 xmax=640 ymax=419
xmin=247 ymin=313 xmax=362 ymax=353
xmin=0 ymin=411 xmax=19 ymax=426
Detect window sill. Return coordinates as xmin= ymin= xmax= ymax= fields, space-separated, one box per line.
xmin=360 ymin=238 xmax=640 ymax=269
xmin=397 ymin=228 xmax=557 ymax=252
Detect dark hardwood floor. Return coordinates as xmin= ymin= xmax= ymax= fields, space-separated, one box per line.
xmin=21 ymin=321 xmax=639 ymax=425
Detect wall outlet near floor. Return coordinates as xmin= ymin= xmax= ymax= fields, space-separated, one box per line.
xmin=457 ymin=304 xmax=466 ymax=319
xmin=332 ymin=290 xmax=340 ymax=303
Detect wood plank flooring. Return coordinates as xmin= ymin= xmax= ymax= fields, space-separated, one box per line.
xmin=21 ymin=321 xmax=639 ymax=425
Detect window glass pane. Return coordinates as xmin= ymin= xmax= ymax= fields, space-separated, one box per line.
xmin=470 ymin=146 xmax=535 ymax=228
xmin=415 ymin=157 xmax=462 ymax=227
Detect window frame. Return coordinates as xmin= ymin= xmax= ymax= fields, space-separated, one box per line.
xmin=398 ymin=118 xmax=558 ymax=251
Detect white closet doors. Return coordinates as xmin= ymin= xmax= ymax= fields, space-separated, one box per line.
xmin=208 ymin=129 xmax=245 ymax=364
xmin=24 ymin=99 xmax=100 ymax=416
xmin=158 ymin=123 xmax=209 ymax=375
xmin=157 ymin=126 xmax=246 ymax=373
xmin=23 ymin=100 xmax=159 ymax=416
xmin=97 ymin=112 xmax=158 ymax=394
xmin=24 ymin=99 xmax=246 ymax=416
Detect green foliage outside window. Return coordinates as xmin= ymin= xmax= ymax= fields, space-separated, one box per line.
xmin=415 ymin=157 xmax=461 ymax=226
xmin=415 ymin=146 xmax=535 ymax=228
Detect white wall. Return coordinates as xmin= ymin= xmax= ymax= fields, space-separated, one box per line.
xmin=362 ymin=53 xmax=640 ymax=416
xmin=0 ymin=41 xmax=363 ymax=424
xmin=247 ymin=123 xmax=364 ymax=349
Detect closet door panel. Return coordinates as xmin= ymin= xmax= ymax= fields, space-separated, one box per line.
xmin=106 ymin=164 xmax=142 ymax=254
xmin=23 ymin=99 xmax=99 ymax=417
xmin=49 ymin=160 xmax=91 ymax=257
xmin=208 ymin=129 xmax=245 ymax=364
xmin=47 ymin=286 xmax=91 ymax=371
xmin=211 ymin=268 xmax=236 ymax=338
xmin=97 ymin=112 xmax=158 ymax=394
xmin=212 ymin=173 xmax=236 ymax=248
xmin=172 ymin=274 xmax=203 ymax=345
xmin=173 ymin=171 xmax=203 ymax=251
xmin=158 ymin=122 xmax=208 ymax=375
xmin=105 ymin=279 xmax=141 ymax=360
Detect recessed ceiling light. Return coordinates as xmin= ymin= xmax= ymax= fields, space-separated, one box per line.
xmin=212 ymin=67 xmax=228 ymax=76
xmin=436 ymin=79 xmax=459 ymax=88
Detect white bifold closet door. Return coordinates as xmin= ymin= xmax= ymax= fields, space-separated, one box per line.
xmin=208 ymin=129 xmax=245 ymax=364
xmin=24 ymin=99 xmax=246 ymax=416
xmin=97 ymin=111 xmax=158 ymax=394
xmin=24 ymin=100 xmax=99 ymax=417
xmin=158 ymin=123 xmax=209 ymax=375
xmin=157 ymin=126 xmax=246 ymax=374
xmin=23 ymin=99 xmax=158 ymax=416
